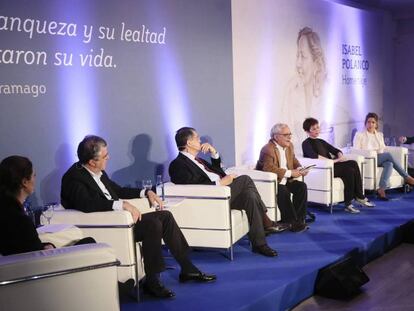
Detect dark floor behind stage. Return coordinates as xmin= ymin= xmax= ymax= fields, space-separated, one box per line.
xmin=294 ymin=243 xmax=414 ymax=311
xmin=121 ymin=190 xmax=414 ymax=311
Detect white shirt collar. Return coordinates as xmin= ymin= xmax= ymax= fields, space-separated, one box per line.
xmin=82 ymin=164 xmax=103 ymax=179
xmin=180 ymin=151 xmax=196 ymax=160
xmin=273 ymin=140 xmax=286 ymax=152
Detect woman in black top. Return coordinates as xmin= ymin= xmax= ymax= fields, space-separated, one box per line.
xmin=302 ymin=118 xmax=374 ymax=213
xmin=0 ymin=155 xmax=48 ymax=255
xmin=0 ymin=155 xmax=93 ymax=255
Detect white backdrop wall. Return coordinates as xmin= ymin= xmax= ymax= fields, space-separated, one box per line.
xmin=232 ymin=0 xmax=386 ymax=165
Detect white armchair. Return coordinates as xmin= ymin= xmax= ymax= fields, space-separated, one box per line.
xmin=51 ymin=199 xmax=153 ymax=300
xmin=351 ymin=146 xmax=408 ymax=191
xmin=299 ymin=153 xmax=365 ymax=213
xmin=163 ymin=183 xmax=249 ymax=260
xmin=0 ymin=243 xmax=120 ymax=311
xmin=225 ymin=167 xmax=279 ymax=221
xmin=402 ymin=143 xmax=414 ymax=167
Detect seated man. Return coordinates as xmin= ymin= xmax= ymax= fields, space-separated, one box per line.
xmin=399 ymin=135 xmax=414 ymax=178
xmin=256 ymin=123 xmax=309 ymax=232
xmin=169 ymin=127 xmax=280 ymax=258
xmin=399 ymin=136 xmax=414 ymax=145
xmin=61 ymin=135 xmax=216 ymax=299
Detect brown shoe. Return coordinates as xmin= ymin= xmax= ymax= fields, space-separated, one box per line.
xmin=377 ymin=188 xmax=389 ymax=201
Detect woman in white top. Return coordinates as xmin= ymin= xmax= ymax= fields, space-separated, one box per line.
xmin=353 ymin=112 xmax=414 ymax=200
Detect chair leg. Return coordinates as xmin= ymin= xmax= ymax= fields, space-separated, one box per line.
xmin=221 ymin=246 xmax=234 ymax=261
xmin=329 ymin=203 xmax=333 ymax=214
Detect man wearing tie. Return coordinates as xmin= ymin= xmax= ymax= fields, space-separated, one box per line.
xmin=61 ymin=135 xmax=216 ymax=299
xmin=169 ymin=127 xmax=280 ymax=257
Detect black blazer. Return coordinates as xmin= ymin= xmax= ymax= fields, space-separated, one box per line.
xmin=61 ymin=162 xmax=142 ymax=213
xmin=406 ymin=136 xmax=414 ymax=144
xmin=169 ymin=153 xmax=226 ymax=185
xmin=0 ymin=195 xmax=43 ymax=255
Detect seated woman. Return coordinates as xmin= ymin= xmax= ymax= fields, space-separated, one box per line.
xmin=302 ymin=118 xmax=375 ymax=213
xmin=0 ymin=155 xmax=93 ymax=255
xmin=353 ymin=112 xmax=414 ymax=200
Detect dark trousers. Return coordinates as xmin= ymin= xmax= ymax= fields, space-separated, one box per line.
xmin=229 ymin=175 xmax=267 ymax=247
xmin=334 ymin=160 xmax=364 ymax=205
xmin=134 ymin=210 xmax=192 ymax=275
xmin=277 ymin=180 xmax=307 ymax=224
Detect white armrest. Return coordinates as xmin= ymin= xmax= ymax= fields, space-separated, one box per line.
xmin=298 ymin=157 xmax=334 ymax=168
xmin=226 ymin=167 xmax=277 ymax=181
xmin=0 ymin=243 xmax=120 ymax=311
xmin=384 ymin=146 xmax=408 ymax=167
xmin=351 ymin=148 xmax=377 ymax=158
xmin=164 ymin=182 xmax=231 ymax=198
xmin=0 ymin=243 xmax=118 ymax=283
xmin=344 ymin=153 xmax=364 ymax=163
xmin=402 ymin=143 xmax=414 ymax=150
xmin=53 ymin=210 xmax=134 ymax=226
xmin=385 ymin=146 xmax=408 ymax=156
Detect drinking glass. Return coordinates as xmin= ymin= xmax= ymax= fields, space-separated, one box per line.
xmin=384 ymin=137 xmax=390 ymax=146
xmin=142 ymin=179 xmax=152 ymax=191
xmin=42 ymin=204 xmax=55 ymax=225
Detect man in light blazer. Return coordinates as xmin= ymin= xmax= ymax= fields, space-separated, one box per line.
xmin=256 ymin=123 xmax=309 ymax=232
xmin=61 ymin=135 xmax=216 ymax=299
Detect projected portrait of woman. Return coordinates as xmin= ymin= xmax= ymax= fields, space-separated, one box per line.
xmin=282 ymin=27 xmax=329 ymax=149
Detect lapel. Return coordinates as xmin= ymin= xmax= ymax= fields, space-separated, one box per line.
xmin=101 ymin=172 xmax=119 ymax=200
xmin=178 ymin=153 xmax=212 ymax=180
xmin=270 ymin=140 xmax=281 ymax=168
xmin=286 ymin=145 xmax=293 ymax=169
xmin=78 ymin=165 xmax=114 ymax=200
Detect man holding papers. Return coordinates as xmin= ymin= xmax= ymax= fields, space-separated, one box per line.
xmin=256 ymin=123 xmax=310 ymax=232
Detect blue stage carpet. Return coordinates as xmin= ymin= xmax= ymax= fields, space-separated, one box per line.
xmin=121 ymin=190 xmax=414 ymax=311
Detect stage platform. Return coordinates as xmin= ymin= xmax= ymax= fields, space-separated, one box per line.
xmin=121 ymin=190 xmax=414 ymax=311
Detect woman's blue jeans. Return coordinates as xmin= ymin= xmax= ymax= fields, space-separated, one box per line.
xmin=377 ymin=152 xmax=408 ymax=189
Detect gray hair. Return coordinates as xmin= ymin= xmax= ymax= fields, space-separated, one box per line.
xmin=270 ymin=123 xmax=288 ymax=138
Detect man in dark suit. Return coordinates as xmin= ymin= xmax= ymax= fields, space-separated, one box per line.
xmin=399 ymin=136 xmax=414 ymax=145
xmin=169 ymin=127 xmax=279 ymax=257
xmin=399 ymin=135 xmax=414 ymax=178
xmin=256 ymin=123 xmax=309 ymax=232
xmin=61 ymin=135 xmax=216 ymax=299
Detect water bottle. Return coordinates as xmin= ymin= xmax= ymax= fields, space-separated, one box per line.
xmin=156 ymin=175 xmax=165 ymax=201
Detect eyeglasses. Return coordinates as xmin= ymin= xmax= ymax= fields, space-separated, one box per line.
xmin=278 ymin=133 xmax=293 ymax=137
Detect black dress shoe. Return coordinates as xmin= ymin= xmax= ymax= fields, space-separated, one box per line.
xmin=179 ymin=271 xmax=217 ymax=283
xmin=252 ymin=244 xmax=278 ymax=257
xmin=290 ymin=222 xmax=309 ymax=233
xmin=118 ymin=279 xmax=135 ymax=298
xmin=143 ymin=280 xmax=175 ymax=299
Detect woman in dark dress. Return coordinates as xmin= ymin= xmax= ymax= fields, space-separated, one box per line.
xmin=0 ymin=155 xmax=50 ymax=255
xmin=0 ymin=155 xmax=93 ymax=255
xmin=302 ymin=118 xmax=375 ymax=213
